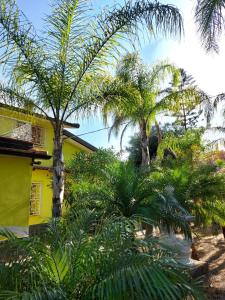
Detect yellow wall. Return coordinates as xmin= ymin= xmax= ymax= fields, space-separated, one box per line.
xmin=0 ymin=116 xmax=16 ymax=136
xmin=29 ymin=141 xmax=91 ymax=225
xmin=63 ymin=140 xmax=80 ymax=163
xmin=0 ymin=155 xmax=32 ymax=227
xmin=0 ymin=106 xmax=95 ymax=227
xmin=29 ymin=169 xmax=53 ymax=225
xmin=0 ymin=106 xmax=54 ymax=167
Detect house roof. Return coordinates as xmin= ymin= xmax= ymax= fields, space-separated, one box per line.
xmin=63 ymin=130 xmax=97 ymax=152
xmin=0 ymin=103 xmax=80 ymax=128
xmin=0 ymin=136 xmax=51 ymax=160
xmin=0 ymin=103 xmax=97 ymax=152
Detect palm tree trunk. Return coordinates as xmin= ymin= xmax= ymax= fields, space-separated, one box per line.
xmin=140 ymin=121 xmax=150 ymax=167
xmin=155 ymin=121 xmax=162 ymax=145
xmin=52 ymin=124 xmax=64 ymax=218
xmin=140 ymin=121 xmax=152 ymax=235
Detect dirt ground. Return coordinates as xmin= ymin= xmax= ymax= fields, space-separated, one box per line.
xmin=195 ymin=233 xmax=225 ymax=299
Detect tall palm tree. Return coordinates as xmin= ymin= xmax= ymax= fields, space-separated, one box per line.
xmin=103 ymin=53 xmax=202 ymax=166
xmin=195 ymin=0 xmax=225 ymax=52
xmin=0 ymin=0 xmax=183 ymax=217
xmin=102 ymin=53 xmax=178 ymax=166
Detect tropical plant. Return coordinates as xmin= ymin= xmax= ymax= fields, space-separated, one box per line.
xmin=0 ymin=0 xmax=183 ymax=217
xmin=68 ymin=148 xmax=119 ymax=184
xmin=195 ymin=1 xmax=225 ymax=133
xmin=127 ymin=132 xmax=158 ymax=166
xmin=152 ymin=129 xmax=225 ymax=227
xmin=0 ymin=215 xmax=203 ymax=300
xmin=102 ymin=53 xmax=205 ymax=166
xmin=102 ymin=53 xmax=181 ymax=166
xmin=126 ymin=124 xmax=179 ymax=166
xmin=67 ymin=150 xmax=191 ymax=237
xmin=152 ymin=162 xmax=225 ymax=227
xmin=157 ymin=129 xmax=204 ymax=162
xmin=195 ymin=0 xmax=225 ymax=52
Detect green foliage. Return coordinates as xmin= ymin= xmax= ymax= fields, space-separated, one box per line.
xmin=67 ymin=150 xmax=191 ymax=237
xmin=102 ymin=53 xmax=180 ymax=148
xmin=68 ymin=148 xmax=119 ymax=183
xmin=0 ymin=0 xmax=184 ymax=216
xmin=157 ymin=129 xmax=204 ymax=162
xmin=195 ymin=0 xmax=225 ymax=52
xmin=150 ymin=131 xmax=225 ymax=227
xmin=101 ymin=53 xmax=206 ymax=168
xmin=167 ymin=164 xmax=225 ymax=226
xmin=126 ymin=127 xmax=225 ymax=227
xmin=126 ymin=124 xmax=180 ymax=166
xmin=0 ymin=0 xmax=183 ymax=121
xmin=126 ymin=133 xmax=158 ymax=165
xmin=168 ymin=69 xmax=206 ymax=130
xmin=0 ymin=215 xmax=203 ymax=300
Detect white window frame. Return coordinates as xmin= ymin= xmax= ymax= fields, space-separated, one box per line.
xmin=30 ymin=182 xmax=42 ymax=216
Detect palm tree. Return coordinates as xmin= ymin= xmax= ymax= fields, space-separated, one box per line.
xmin=0 ymin=216 xmax=202 ymax=299
xmin=67 ymin=151 xmax=191 ymax=237
xmin=102 ymin=54 xmax=204 ymax=166
xmin=126 ymin=124 xmax=181 ymax=166
xmin=103 ymin=53 xmax=181 ymax=166
xmin=155 ymin=129 xmax=225 ymax=228
xmin=0 ymin=0 xmax=183 ymax=217
xmin=195 ymin=0 xmax=225 ymax=52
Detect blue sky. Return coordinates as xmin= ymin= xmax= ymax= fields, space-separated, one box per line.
xmin=16 ymin=0 xmax=225 ymax=150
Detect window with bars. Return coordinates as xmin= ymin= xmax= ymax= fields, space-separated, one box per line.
xmin=32 ymin=125 xmax=45 ymax=147
xmin=30 ymin=183 xmax=42 ymax=216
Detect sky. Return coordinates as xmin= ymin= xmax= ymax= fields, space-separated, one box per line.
xmin=16 ymin=0 xmax=225 ymax=150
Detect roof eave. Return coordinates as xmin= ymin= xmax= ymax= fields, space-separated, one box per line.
xmin=0 ymin=103 xmax=80 ymax=128
xmin=0 ymin=147 xmax=52 ymax=160
xmin=63 ymin=129 xmax=97 ymax=152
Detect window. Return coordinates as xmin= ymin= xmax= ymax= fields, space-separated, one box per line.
xmin=30 ymin=183 xmax=42 ymax=216
xmin=32 ymin=125 xmax=45 ymax=147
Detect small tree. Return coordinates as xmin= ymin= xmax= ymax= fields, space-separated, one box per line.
xmin=0 ymin=0 xmax=183 ymax=217
xmin=169 ymin=69 xmax=204 ymax=131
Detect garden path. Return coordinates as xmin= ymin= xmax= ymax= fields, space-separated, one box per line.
xmin=195 ymin=233 xmax=225 ymax=299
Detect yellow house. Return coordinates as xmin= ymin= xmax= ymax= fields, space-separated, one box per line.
xmin=0 ymin=103 xmax=97 ymax=236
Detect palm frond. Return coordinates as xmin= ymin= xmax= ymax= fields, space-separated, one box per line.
xmin=195 ymin=0 xmax=225 ymax=52
xmin=70 ymin=1 xmax=183 ymax=95
xmin=207 ymin=126 xmax=225 ymax=133
xmin=45 ymin=0 xmax=90 ymax=65
xmin=214 ymin=92 xmax=225 ymax=107
xmin=120 ymin=121 xmax=132 ymax=150
xmin=147 ymin=62 xmax=177 ymax=92
xmin=0 ymin=215 xmax=203 ymax=300
xmin=108 ymin=114 xmax=130 ymax=141
xmin=0 ymin=0 xmax=48 ymax=83
xmin=0 ymin=83 xmax=52 ymax=119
